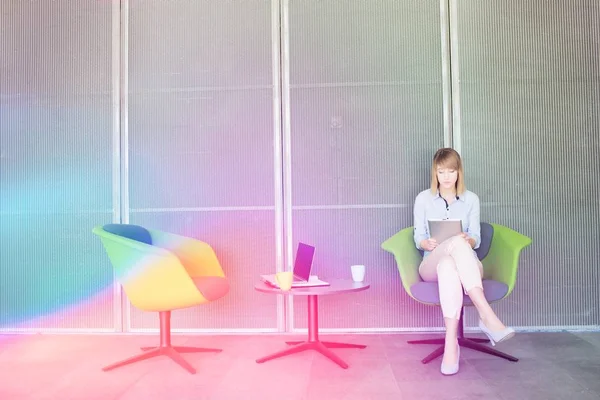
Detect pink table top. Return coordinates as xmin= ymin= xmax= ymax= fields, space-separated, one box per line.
xmin=254 ymin=279 xmax=370 ymax=296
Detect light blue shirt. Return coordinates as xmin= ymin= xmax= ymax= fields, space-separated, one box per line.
xmin=413 ymin=189 xmax=481 ymax=257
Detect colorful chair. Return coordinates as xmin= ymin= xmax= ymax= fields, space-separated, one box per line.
xmin=381 ymin=222 xmax=531 ymax=363
xmin=93 ymin=224 xmax=230 ymax=374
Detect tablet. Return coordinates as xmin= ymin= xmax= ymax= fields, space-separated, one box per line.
xmin=428 ymin=219 xmax=463 ymax=244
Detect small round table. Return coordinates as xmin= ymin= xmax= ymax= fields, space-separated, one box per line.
xmin=254 ymin=279 xmax=370 ymax=369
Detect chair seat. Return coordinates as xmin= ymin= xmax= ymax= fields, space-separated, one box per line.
xmin=409 ymin=279 xmax=508 ymax=305
xmin=192 ymin=277 xmax=230 ymax=301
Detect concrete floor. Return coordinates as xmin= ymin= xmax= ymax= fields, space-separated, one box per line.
xmin=1 ymin=331 xmax=599 ymax=400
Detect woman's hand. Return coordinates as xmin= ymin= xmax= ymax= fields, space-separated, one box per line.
xmin=420 ymin=238 xmax=438 ymax=252
xmin=459 ymin=232 xmax=475 ymax=248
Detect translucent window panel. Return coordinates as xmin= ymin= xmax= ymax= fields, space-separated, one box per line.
xmin=290 ymin=85 xmax=443 ymax=206
xmin=127 ymin=0 xmax=275 ymax=210
xmin=128 ymin=212 xmax=278 ymax=330
xmin=0 ymin=99 xmax=113 ymax=213
xmin=128 ymin=90 xmax=275 ymax=209
xmin=128 ymin=0 xmax=273 ymax=90
xmin=287 ymin=0 xmax=446 ymax=329
xmin=288 ymin=0 xmax=444 ymax=85
xmin=288 ymin=0 xmax=445 ymax=208
xmin=455 ymin=0 xmax=600 ymax=327
xmin=0 ymin=1 xmax=115 ymax=330
xmin=0 ymin=1 xmax=111 ymax=97
xmin=126 ymin=1 xmax=277 ymax=331
xmin=0 ymin=214 xmax=115 ymax=330
xmin=292 ymin=209 xmax=445 ymax=330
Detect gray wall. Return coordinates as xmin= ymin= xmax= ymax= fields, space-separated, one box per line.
xmin=0 ymin=0 xmax=115 ymax=330
xmin=287 ymin=1 xmax=446 ymax=330
xmin=455 ymin=0 xmax=600 ymax=328
xmin=1 ymin=0 xmax=598 ymax=332
xmin=125 ymin=0 xmax=278 ymax=331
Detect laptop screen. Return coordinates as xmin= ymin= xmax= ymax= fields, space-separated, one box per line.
xmin=293 ymin=242 xmax=315 ymax=281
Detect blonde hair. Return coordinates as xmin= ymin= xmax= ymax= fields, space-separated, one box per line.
xmin=430 ymin=148 xmax=466 ymax=195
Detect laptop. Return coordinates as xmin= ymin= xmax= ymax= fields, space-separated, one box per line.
xmin=261 ymin=242 xmax=330 ymax=288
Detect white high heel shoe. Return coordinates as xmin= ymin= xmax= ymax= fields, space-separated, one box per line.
xmin=440 ymin=343 xmax=460 ymax=376
xmin=478 ymin=319 xmax=515 ymax=346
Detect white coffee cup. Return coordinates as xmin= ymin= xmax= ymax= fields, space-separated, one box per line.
xmin=350 ymin=264 xmax=366 ymax=282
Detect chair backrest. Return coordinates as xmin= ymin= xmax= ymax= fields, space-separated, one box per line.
xmin=475 ymin=222 xmax=494 ymax=260
xmin=103 ymin=223 xmax=152 ymax=245
xmin=93 ymin=224 xmax=205 ymax=311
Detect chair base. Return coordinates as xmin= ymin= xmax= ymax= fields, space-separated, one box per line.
xmin=102 ymin=345 xmax=222 ymax=374
xmin=408 ymin=307 xmax=519 ymax=364
xmin=102 ymin=311 xmax=222 ymax=374
xmin=408 ymin=337 xmax=518 ymax=364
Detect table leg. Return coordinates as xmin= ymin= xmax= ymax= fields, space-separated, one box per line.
xmin=256 ymin=342 xmax=312 ymax=364
xmin=256 ymin=295 xmax=366 ymax=369
xmin=288 ymin=340 xmax=365 ymax=349
xmin=314 ymin=342 xmax=349 ymax=369
xmin=307 ymin=295 xmax=319 ymax=342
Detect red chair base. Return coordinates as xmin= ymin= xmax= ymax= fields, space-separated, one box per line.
xmin=102 ymin=311 xmax=222 ymax=374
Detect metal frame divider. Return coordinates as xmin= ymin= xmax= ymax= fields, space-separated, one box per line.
xmin=448 ymin=0 xmax=461 ymax=153
xmin=111 ymin=0 xmax=124 ymax=333
xmin=119 ymin=0 xmax=131 ymax=333
xmin=279 ymin=0 xmax=296 ymax=334
xmin=271 ymin=0 xmax=286 ymax=333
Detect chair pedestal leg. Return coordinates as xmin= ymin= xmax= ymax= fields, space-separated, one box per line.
xmin=469 ymin=338 xmax=490 ymax=344
xmin=103 ymin=311 xmax=221 ymax=375
xmin=420 ymin=345 xmax=445 ymax=364
xmin=459 ymin=338 xmax=518 ymax=362
xmin=408 ymin=338 xmax=446 ymax=345
xmin=408 ymin=308 xmax=518 ymax=364
xmin=102 ymin=348 xmax=162 ymax=371
xmin=320 ymin=341 xmax=366 ymax=349
xmin=141 ymin=346 xmax=222 ymax=353
xmin=164 ymin=347 xmax=197 ymax=374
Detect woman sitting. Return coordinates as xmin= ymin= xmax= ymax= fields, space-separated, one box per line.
xmin=413 ymin=148 xmax=515 ymax=376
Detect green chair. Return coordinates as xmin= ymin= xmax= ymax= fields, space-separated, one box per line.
xmin=381 ymin=222 xmax=531 ymax=364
